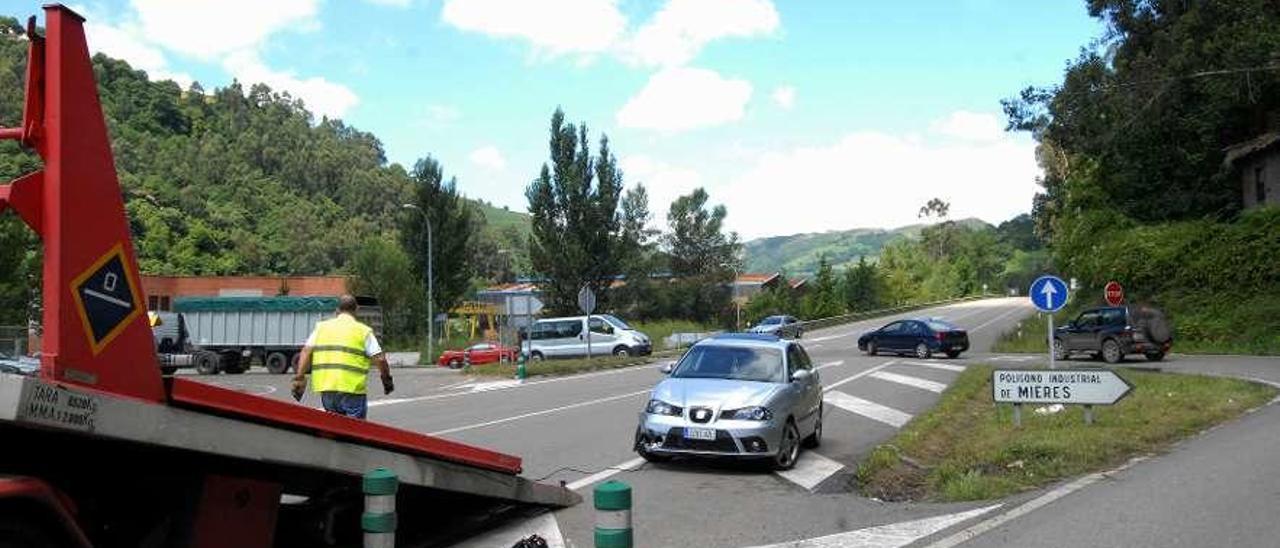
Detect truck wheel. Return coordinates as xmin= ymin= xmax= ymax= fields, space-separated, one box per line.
xmin=194 ymin=351 xmax=220 ymax=375
xmin=290 ymin=353 xmax=301 ymax=372
xmin=265 ymin=352 xmax=290 ymax=374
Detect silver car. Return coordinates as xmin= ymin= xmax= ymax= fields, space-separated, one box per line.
xmin=633 ymin=334 xmax=823 ymax=470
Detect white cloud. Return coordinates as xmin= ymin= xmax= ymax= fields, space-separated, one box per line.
xmin=469 ymin=146 xmax=508 ymax=171
xmin=441 ymin=0 xmax=626 ymax=57
xmin=223 ymin=51 xmax=359 ymax=118
xmin=771 ymin=85 xmax=795 ymax=110
xmin=83 ymin=20 xmax=194 ymax=87
xmin=616 ymin=67 xmax=752 ymax=131
xmin=620 ymin=0 xmax=779 ymax=67
xmin=132 ymin=0 xmax=320 ymax=59
xmin=721 ymin=113 xmax=1041 ymax=239
xmin=620 ymin=155 xmax=706 ymax=228
xmin=929 ymin=110 xmax=1005 ymax=142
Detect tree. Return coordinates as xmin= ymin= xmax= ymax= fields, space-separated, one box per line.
xmin=348 ymin=235 xmax=417 ymax=338
xmin=526 ymin=108 xmax=626 ymax=314
xmin=802 ymin=256 xmax=843 ymax=319
xmin=664 ymin=188 xmax=740 ymax=277
xmin=1003 ymin=0 xmax=1280 ymax=238
xmin=402 ymin=157 xmax=478 ymax=323
xmin=841 ymin=256 xmax=883 ymax=312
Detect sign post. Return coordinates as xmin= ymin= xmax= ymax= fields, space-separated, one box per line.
xmin=1105 ymin=281 xmax=1124 ymax=307
xmin=578 ymin=285 xmax=597 ymax=359
xmin=1029 ymin=275 xmax=1069 ymax=370
xmin=993 ymin=368 xmax=1133 ymax=426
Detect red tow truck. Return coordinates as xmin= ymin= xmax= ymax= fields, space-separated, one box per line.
xmin=0 ymin=6 xmax=577 ymax=547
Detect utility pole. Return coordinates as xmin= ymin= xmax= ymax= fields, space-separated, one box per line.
xmin=403 ymin=204 xmax=433 ymax=365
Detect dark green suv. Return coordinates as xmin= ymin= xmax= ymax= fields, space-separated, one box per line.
xmin=1054 ymin=305 xmax=1173 ymax=363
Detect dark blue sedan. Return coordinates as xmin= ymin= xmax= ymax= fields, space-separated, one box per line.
xmin=857 ymin=318 xmax=969 ymax=359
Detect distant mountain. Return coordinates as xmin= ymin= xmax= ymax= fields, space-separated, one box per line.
xmin=743 ymin=218 xmax=992 ymax=275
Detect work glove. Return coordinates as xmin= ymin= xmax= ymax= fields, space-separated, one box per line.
xmin=291 ymin=377 xmax=306 ymax=402
xmin=381 ymin=374 xmax=395 ymax=395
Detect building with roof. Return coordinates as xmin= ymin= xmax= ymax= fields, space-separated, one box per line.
xmin=1223 ymin=132 xmax=1280 ymax=210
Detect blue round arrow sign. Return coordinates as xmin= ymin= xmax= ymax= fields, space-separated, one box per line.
xmin=1029 ymin=275 xmax=1069 ymax=313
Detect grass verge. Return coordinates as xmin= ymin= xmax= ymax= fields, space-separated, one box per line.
xmin=857 ymin=364 xmax=1276 ymax=502
xmin=465 ymin=349 xmax=684 ymax=378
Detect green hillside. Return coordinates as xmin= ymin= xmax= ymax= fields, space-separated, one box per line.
xmin=744 ymin=218 xmax=991 ymax=275
xmin=469 ymin=199 xmax=531 ymax=237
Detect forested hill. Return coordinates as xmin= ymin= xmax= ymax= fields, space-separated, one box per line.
xmin=743 ymin=218 xmax=991 ymax=274
xmin=0 ymin=21 xmax=479 ymax=277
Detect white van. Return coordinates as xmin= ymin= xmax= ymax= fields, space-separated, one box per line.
xmin=524 ymin=315 xmax=651 ymax=360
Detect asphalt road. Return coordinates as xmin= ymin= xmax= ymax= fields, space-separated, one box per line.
xmin=195 ymin=297 xmax=1038 ymax=547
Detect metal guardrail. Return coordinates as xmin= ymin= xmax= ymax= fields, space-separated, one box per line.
xmin=793 ymin=294 xmax=993 ymax=333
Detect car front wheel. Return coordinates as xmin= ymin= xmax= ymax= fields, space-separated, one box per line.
xmin=1102 ymin=339 xmax=1123 ymax=364
xmin=865 ymin=341 xmax=877 ymax=356
xmin=774 ymin=420 xmax=801 ymax=471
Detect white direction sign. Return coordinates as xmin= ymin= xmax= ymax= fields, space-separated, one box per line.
xmin=993 ymin=369 xmax=1134 ymax=405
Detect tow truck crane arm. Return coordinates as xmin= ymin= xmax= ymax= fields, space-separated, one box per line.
xmin=0 ymin=6 xmax=577 ymax=546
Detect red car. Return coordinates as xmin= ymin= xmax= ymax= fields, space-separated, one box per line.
xmin=437 ymin=342 xmax=518 ymax=368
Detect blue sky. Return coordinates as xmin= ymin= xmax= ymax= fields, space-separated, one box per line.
xmin=21 ymin=1 xmax=1103 ymax=239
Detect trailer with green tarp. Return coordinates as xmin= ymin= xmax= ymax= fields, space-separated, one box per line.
xmin=171 ymin=295 xmax=382 ymax=375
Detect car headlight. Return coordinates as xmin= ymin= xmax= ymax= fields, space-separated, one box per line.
xmin=726 ymin=406 xmax=773 ymax=421
xmin=645 ymin=399 xmax=683 ymax=416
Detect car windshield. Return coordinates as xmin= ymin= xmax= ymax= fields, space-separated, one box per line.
xmin=760 ymin=316 xmax=784 ymax=325
xmin=926 ymin=320 xmax=958 ymax=331
xmin=601 ymin=314 xmax=631 ymax=330
xmin=671 ymin=345 xmax=784 ymax=383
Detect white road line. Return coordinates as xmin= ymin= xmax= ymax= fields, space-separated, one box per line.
xmin=900 ymin=360 xmax=967 ymax=372
xmin=566 ymin=457 xmax=646 ymax=491
xmin=816 ymin=360 xmax=844 ymax=371
xmin=451 ymin=511 xmax=566 ymax=548
xmin=969 ymin=305 xmax=1031 ymax=333
xmin=429 ymin=389 xmax=649 ymax=436
xmin=747 ymin=504 xmax=1002 ymax=548
xmin=870 ymin=371 xmax=947 ymax=393
xmin=924 ymin=457 xmax=1147 ymax=548
xmin=824 ymin=360 xmax=897 ymax=392
xmin=824 ymin=391 xmax=913 ymax=428
xmin=776 ymin=451 xmax=845 ymax=491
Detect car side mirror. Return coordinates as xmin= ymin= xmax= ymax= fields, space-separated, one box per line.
xmin=659 ymin=362 xmax=675 ymax=375
xmin=792 ymin=369 xmax=811 ymax=382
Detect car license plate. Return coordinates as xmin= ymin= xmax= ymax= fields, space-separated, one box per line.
xmin=685 ymin=427 xmax=716 ymax=441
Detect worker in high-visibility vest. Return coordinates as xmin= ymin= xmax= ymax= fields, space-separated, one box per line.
xmin=291 ymin=295 xmax=393 ymax=419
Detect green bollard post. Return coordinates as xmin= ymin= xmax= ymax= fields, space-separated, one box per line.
xmin=594 ymin=480 xmax=632 ymax=548
xmin=516 ymin=353 xmax=527 ymax=382
xmin=363 ymin=468 xmax=398 ymax=548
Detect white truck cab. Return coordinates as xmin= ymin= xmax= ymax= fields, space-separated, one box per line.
xmin=525 ymin=314 xmax=651 ymax=360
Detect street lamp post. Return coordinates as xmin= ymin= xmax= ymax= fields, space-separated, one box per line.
xmin=402 ymin=204 xmax=433 ymax=365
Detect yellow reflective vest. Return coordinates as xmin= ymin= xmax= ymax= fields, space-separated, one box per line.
xmin=309 ymin=314 xmax=373 ymax=394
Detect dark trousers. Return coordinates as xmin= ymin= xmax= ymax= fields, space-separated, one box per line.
xmin=320 ymin=391 xmax=368 ymax=419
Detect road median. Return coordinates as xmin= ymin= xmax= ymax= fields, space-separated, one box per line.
xmin=464 ymin=350 xmax=682 ymax=378
xmin=856 ymin=364 xmax=1277 ymax=502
